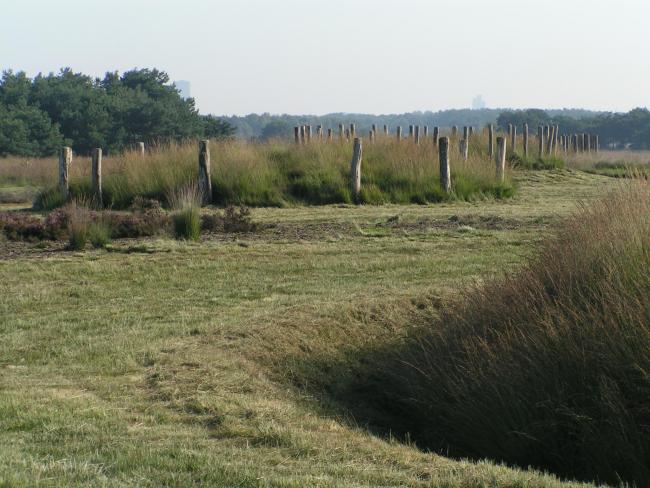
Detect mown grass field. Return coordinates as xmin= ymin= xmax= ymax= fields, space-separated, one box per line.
xmin=0 ymin=169 xmax=616 ymax=487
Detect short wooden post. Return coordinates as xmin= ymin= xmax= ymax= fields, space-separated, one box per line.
xmin=198 ymin=140 xmax=212 ymax=205
xmin=523 ymin=124 xmax=529 ymax=157
xmin=507 ymin=124 xmax=513 ymax=138
xmin=369 ymin=129 xmax=375 ymax=143
xmin=424 ymin=126 xmax=429 ymax=137
xmin=510 ymin=125 xmax=517 ymax=153
xmin=496 ymin=137 xmax=506 ymax=182
xmin=469 ymin=126 xmax=475 ymax=137
xmin=306 ymin=125 xmax=312 ymax=143
xmin=339 ymin=124 xmax=344 ymax=141
xmin=91 ymin=148 xmax=102 ymax=207
xmin=408 ymin=125 xmax=414 ymax=139
xmin=415 ymin=126 xmax=421 ymax=145
xmin=584 ymin=133 xmax=591 ymax=153
xmin=460 ymin=138 xmax=468 ymax=160
xmin=396 ymin=126 xmax=402 ymax=142
xmin=300 ymin=126 xmax=306 ymax=144
xmin=538 ymin=126 xmax=544 ymax=157
xmin=433 ymin=126 xmax=439 ymax=145
xmin=345 ymin=129 xmax=351 ymax=141
xmin=59 ymin=146 xmax=72 ymax=199
xmin=137 ymin=142 xmax=145 ymax=156
xmin=439 ymin=137 xmax=451 ymax=193
xmin=350 ymin=138 xmax=362 ymax=201
xmin=350 ymin=124 xmax=356 ymax=139
xmin=488 ymin=124 xmax=494 ymax=158
xmin=327 ymin=128 xmax=333 ymax=142
xmin=294 ymin=126 xmax=300 ymax=144
xmin=383 ymin=125 xmax=389 ymax=135
xmin=549 ymin=126 xmax=556 ymax=156
xmin=572 ymin=134 xmax=578 ymax=153
xmin=463 ymin=126 xmax=469 ymax=141
xmin=317 ymin=125 xmax=323 ymax=141
xmin=372 ymin=124 xmax=377 ymax=134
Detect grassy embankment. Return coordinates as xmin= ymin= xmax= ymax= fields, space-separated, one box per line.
xmin=0 ymin=169 xmax=616 ymax=487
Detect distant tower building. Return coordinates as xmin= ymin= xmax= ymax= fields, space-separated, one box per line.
xmin=472 ymin=95 xmax=487 ymax=110
xmin=175 ymin=80 xmax=191 ymax=99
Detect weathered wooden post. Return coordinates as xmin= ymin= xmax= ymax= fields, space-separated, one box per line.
xmin=439 ymin=137 xmax=451 ymax=193
xmin=554 ymin=125 xmax=560 ymax=155
xmin=396 ymin=126 xmax=403 ymax=142
xmin=306 ymin=125 xmax=313 ymax=143
xmin=463 ymin=126 xmax=469 ymax=141
xmin=538 ymin=126 xmax=544 ymax=157
xmin=415 ymin=126 xmax=421 ymax=145
xmin=300 ymin=126 xmax=306 ymax=145
xmin=572 ymin=134 xmax=578 ymax=153
xmin=350 ymin=137 xmax=362 ymax=201
xmin=460 ymin=138 xmax=468 ymax=160
xmin=294 ymin=126 xmax=300 ymax=144
xmin=433 ymin=127 xmax=439 ymax=145
xmin=350 ymin=123 xmax=356 ymax=139
xmin=327 ymin=128 xmax=333 ymax=142
xmin=507 ymin=124 xmax=513 ymax=138
xmin=488 ymin=124 xmax=494 ymax=158
xmin=317 ymin=125 xmax=323 ymax=141
xmin=585 ymin=133 xmax=591 ymax=153
xmin=198 ymin=140 xmax=212 ymax=205
xmin=523 ymin=124 xmax=529 ymax=157
xmin=424 ymin=126 xmax=429 ymax=137
xmin=137 ymin=142 xmax=145 ymax=156
xmin=339 ymin=124 xmax=344 ymax=141
xmin=59 ymin=146 xmax=72 ymax=199
xmin=510 ymin=125 xmax=517 ymax=154
xmin=372 ymin=124 xmax=377 ymax=135
xmin=451 ymin=126 xmax=458 ymax=137
xmin=345 ymin=128 xmax=351 ymax=141
xmin=548 ymin=125 xmax=555 ymax=156
xmin=469 ymin=126 xmax=475 ymax=137
xmin=496 ymin=136 xmax=506 ymax=182
xmin=408 ymin=125 xmax=414 ymax=139
xmin=91 ymin=148 xmax=102 ymax=207
xmin=594 ymin=135 xmax=599 ymax=153
xmin=369 ymin=129 xmax=375 ymax=143
xmin=383 ymin=124 xmax=389 ymax=135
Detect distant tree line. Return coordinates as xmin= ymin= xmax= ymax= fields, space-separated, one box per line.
xmin=223 ymin=109 xmax=605 ymax=141
xmin=497 ymin=108 xmax=650 ymax=149
xmin=0 ymin=68 xmax=234 ymax=157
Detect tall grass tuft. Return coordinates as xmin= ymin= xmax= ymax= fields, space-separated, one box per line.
xmin=376 ymin=179 xmax=650 ymax=486
xmin=29 ymin=137 xmax=517 ymax=209
xmin=169 ymin=183 xmax=201 ymax=241
xmin=66 ymin=200 xmax=92 ymax=250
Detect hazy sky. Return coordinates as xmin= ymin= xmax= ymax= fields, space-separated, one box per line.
xmin=1 ymin=0 xmax=647 ymax=115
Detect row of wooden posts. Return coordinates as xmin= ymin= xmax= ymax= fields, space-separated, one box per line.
xmin=58 ymin=123 xmax=600 ymax=206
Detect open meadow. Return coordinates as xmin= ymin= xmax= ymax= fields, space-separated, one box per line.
xmin=4 ymin=131 xmax=647 ymax=486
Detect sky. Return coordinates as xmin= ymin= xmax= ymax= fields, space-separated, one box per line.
xmin=1 ymin=0 xmax=647 ymax=116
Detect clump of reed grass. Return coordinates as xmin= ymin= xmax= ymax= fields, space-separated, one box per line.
xmin=375 ymin=178 xmax=650 ymax=486
xmin=168 ymin=183 xmax=201 ymax=241
xmin=66 ymin=200 xmax=92 ymax=250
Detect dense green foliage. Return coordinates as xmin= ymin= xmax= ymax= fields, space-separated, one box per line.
xmin=498 ymin=108 xmax=650 ymax=149
xmin=0 ymin=68 xmax=233 ymax=156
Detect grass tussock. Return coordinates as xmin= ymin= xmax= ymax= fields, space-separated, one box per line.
xmin=372 ymin=179 xmax=650 ymax=486
xmin=169 ymin=183 xmax=201 ymax=241
xmin=29 ymin=137 xmax=516 ymax=209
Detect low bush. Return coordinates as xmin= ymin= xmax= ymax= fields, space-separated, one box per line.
xmin=373 ymin=179 xmax=650 ymax=486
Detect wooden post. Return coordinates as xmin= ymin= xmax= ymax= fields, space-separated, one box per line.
xmin=511 ymin=125 xmax=517 ymax=153
xmin=137 ymin=142 xmax=145 ymax=156
xmin=424 ymin=126 xmax=429 ymax=137
xmin=572 ymin=134 xmax=578 ymax=153
xmin=372 ymin=124 xmax=377 ymax=134
xmin=554 ymin=125 xmax=559 ymax=155
xmin=523 ymin=124 xmax=529 ymax=157
xmin=594 ymin=135 xmax=599 ymax=153
xmin=538 ymin=126 xmax=544 ymax=157
xmin=350 ymin=123 xmax=356 ymax=139
xmin=548 ymin=125 xmax=556 ymax=156
xmin=91 ymin=148 xmax=102 ymax=207
xmin=415 ymin=126 xmax=421 ymax=145
xmin=463 ymin=126 xmax=469 ymax=141
xmin=300 ymin=126 xmax=306 ymax=145
xmin=339 ymin=124 xmax=344 ymax=141
xmin=488 ymin=124 xmax=494 ymax=158
xmin=439 ymin=137 xmax=451 ymax=193
xmin=451 ymin=126 xmax=458 ymax=137
xmin=198 ymin=140 xmax=212 ymax=205
xmin=469 ymin=126 xmax=475 ymax=137
xmin=327 ymin=128 xmax=333 ymax=142
xmin=507 ymin=124 xmax=513 ymax=138
xmin=306 ymin=125 xmax=312 ymax=143
xmin=383 ymin=125 xmax=389 ymax=135
xmin=460 ymin=138 xmax=468 ymax=160
xmin=496 ymin=137 xmax=506 ymax=182
xmin=345 ymin=129 xmax=351 ymax=141
xmin=59 ymin=146 xmax=72 ymax=199
xmin=350 ymin=138 xmax=362 ymax=201
xmin=396 ymin=126 xmax=402 ymax=142
xmin=294 ymin=126 xmax=300 ymax=144
xmin=433 ymin=126 xmax=439 ymax=146
xmin=317 ymin=125 xmax=323 ymax=141
xmin=409 ymin=125 xmax=414 ymax=139
xmin=369 ymin=129 xmax=375 ymax=143
xmin=584 ymin=133 xmax=590 ymax=153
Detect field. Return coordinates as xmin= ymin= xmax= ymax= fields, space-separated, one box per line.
xmin=1 ymin=151 xmax=627 ymax=487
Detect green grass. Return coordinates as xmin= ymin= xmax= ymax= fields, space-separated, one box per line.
xmin=30 ymin=138 xmax=518 ymax=210
xmin=0 ymin=170 xmax=614 ymax=487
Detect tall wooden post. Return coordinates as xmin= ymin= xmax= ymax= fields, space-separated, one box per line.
xmin=59 ymin=146 xmax=72 ymax=200
xmin=409 ymin=125 xmax=414 ymax=139
xmin=496 ymin=137 xmax=506 ymax=182
xmin=538 ymin=126 xmax=544 ymax=157
xmin=424 ymin=126 xmax=429 ymax=137
xmin=507 ymin=124 xmax=513 ymax=138
xmin=300 ymin=126 xmax=306 ymax=145
xmin=415 ymin=126 xmax=421 ymax=145
xmin=463 ymin=126 xmax=469 ymax=141
xmin=294 ymin=126 xmax=300 ymax=144
xmin=451 ymin=126 xmax=458 ymax=137
xmin=350 ymin=123 xmax=356 ymax=139
xmin=396 ymin=126 xmax=403 ymax=142
xmin=439 ymin=137 xmax=451 ymax=193
xmin=488 ymin=124 xmax=494 ymax=158
xmin=137 ymin=142 xmax=145 ymax=156
xmin=91 ymin=148 xmax=102 ymax=207
xmin=339 ymin=124 xmax=344 ymax=142
xmin=350 ymin=138 xmax=362 ymax=201
xmin=306 ymin=125 xmax=312 ymax=143
xmin=433 ymin=127 xmax=439 ymax=145
xmin=460 ymin=138 xmax=468 ymax=160
xmin=510 ymin=125 xmax=517 ymax=153
xmin=523 ymin=124 xmax=529 ymax=157
xmin=327 ymin=128 xmax=333 ymax=142
xmin=548 ymin=125 xmax=555 ymax=156
xmin=594 ymin=135 xmax=599 ymax=153
xmin=383 ymin=124 xmax=389 ymax=135
xmin=198 ymin=140 xmax=212 ymax=205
